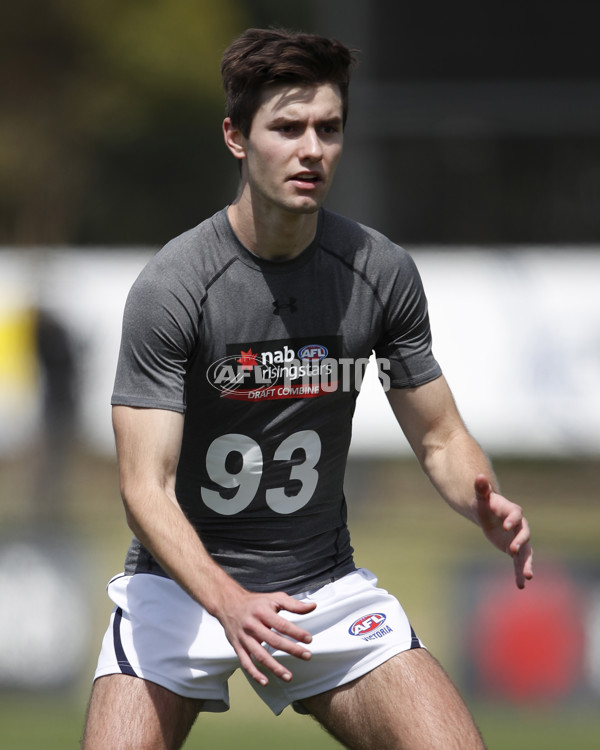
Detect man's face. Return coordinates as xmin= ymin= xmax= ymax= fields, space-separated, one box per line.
xmin=240 ymin=82 xmax=344 ymax=215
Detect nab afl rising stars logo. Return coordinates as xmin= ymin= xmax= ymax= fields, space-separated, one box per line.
xmin=206 ymin=336 xmax=341 ymax=401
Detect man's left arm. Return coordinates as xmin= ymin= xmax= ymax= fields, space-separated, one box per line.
xmin=386 ymin=374 xmax=533 ymax=589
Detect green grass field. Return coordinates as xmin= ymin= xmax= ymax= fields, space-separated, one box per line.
xmin=2 ymin=690 xmax=600 ymax=750
xmin=1 ymin=453 xmax=599 ymax=748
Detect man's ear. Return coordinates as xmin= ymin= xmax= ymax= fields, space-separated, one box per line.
xmin=223 ymin=118 xmax=246 ymax=161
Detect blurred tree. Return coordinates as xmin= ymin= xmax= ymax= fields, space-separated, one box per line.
xmin=0 ymin=0 xmax=249 ymax=245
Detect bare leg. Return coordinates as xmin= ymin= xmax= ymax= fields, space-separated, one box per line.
xmin=301 ymin=649 xmax=486 ymax=750
xmin=82 ymin=675 xmax=204 ymax=750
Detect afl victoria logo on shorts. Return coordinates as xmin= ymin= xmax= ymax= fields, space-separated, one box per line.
xmin=349 ymin=612 xmax=387 ymax=636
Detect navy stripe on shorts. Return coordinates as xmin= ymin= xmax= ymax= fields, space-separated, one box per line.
xmin=113 ymin=607 xmax=137 ymax=676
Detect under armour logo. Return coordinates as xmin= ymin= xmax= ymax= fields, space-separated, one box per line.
xmin=272 ymin=298 xmax=298 ymax=315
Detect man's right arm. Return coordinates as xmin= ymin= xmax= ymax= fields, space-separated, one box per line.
xmin=112 ymin=404 xmax=315 ymax=685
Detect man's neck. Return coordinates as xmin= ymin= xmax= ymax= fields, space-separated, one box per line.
xmin=227 ymin=199 xmax=319 ymax=262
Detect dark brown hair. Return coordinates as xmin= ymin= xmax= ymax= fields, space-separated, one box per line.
xmin=221 ymin=28 xmax=358 ymax=137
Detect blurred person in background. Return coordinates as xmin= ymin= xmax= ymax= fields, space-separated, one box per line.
xmin=32 ymin=307 xmax=79 ymax=523
xmin=82 ymin=27 xmax=533 ymax=750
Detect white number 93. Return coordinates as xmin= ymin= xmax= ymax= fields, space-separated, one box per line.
xmin=201 ymin=430 xmax=321 ymax=516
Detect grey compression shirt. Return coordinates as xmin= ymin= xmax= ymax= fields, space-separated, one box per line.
xmin=112 ymin=207 xmax=442 ymax=593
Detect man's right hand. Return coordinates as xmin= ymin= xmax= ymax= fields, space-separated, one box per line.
xmin=217 ymin=587 xmax=316 ymax=685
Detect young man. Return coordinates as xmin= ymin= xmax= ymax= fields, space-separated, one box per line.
xmin=83 ymin=28 xmax=533 ymax=750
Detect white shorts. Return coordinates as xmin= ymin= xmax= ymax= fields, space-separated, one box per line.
xmin=94 ymin=568 xmax=424 ymax=716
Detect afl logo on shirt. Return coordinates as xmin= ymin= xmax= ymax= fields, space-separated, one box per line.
xmin=298 ymin=344 xmax=328 ymax=361
xmin=349 ymin=613 xmax=387 ymax=636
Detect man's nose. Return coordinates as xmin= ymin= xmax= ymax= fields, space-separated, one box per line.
xmin=299 ymin=128 xmax=323 ymax=160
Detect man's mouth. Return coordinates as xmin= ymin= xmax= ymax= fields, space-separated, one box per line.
xmin=290 ymin=172 xmax=322 ymax=185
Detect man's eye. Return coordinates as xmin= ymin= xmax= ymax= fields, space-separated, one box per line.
xmin=319 ymin=124 xmax=341 ymax=136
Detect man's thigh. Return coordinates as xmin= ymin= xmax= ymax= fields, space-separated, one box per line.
xmin=82 ymin=674 xmax=204 ymax=750
xmin=301 ymin=649 xmax=486 ymax=750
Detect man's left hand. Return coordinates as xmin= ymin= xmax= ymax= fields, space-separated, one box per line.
xmin=473 ymin=474 xmax=534 ymax=589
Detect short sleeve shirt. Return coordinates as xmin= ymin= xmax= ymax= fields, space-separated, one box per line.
xmin=112 ymin=208 xmax=442 ymax=593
